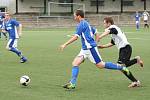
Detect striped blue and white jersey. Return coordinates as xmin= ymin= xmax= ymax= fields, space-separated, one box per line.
xmin=74 ymin=20 xmax=97 ymax=50
xmin=91 ymin=26 xmax=97 ymax=36
xmin=4 ymin=19 xmax=20 ymax=39
xmin=134 ymin=13 xmax=141 ymax=21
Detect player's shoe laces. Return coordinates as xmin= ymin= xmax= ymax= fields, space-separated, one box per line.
xmin=128 ymin=80 xmax=141 ymax=88
xmin=62 ymin=82 xmax=76 ymax=89
xmin=20 ymin=56 xmax=27 ymax=63
xmin=135 ymin=56 xmax=144 ymax=67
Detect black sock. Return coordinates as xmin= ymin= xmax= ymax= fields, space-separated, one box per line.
xmin=146 ymin=24 xmax=149 ymax=28
xmin=122 ymin=70 xmax=137 ymax=82
xmin=125 ymin=59 xmax=137 ymax=67
xmin=144 ymin=24 xmax=146 ymax=28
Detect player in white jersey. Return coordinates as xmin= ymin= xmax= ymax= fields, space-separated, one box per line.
xmin=97 ymin=17 xmax=143 ymax=87
xmin=142 ymin=10 xmax=149 ymax=28
xmin=60 ymin=10 xmax=130 ymax=89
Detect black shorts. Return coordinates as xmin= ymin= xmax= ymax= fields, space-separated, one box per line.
xmin=117 ymin=45 xmax=132 ymax=64
xmin=144 ymin=20 xmax=148 ymax=23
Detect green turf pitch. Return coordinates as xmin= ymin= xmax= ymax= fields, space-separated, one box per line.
xmin=0 ymin=27 xmax=150 ymax=100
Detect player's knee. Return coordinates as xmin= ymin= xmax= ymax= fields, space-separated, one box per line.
xmin=72 ymin=61 xmax=80 ymax=66
xmin=96 ymin=65 xmax=104 ymax=69
xmin=96 ymin=61 xmax=105 ymax=69
xmin=6 ymin=46 xmax=10 ymax=50
xmin=72 ymin=56 xmax=84 ymax=66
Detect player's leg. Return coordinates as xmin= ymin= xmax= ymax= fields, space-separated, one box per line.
xmin=6 ymin=39 xmax=27 ymax=63
xmin=63 ymin=50 xmax=85 ymax=89
xmin=121 ymin=70 xmax=141 ymax=88
xmin=6 ymin=39 xmax=22 ymax=56
xmin=118 ymin=45 xmax=135 ymax=67
xmin=13 ymin=39 xmax=27 ymax=63
xmin=119 ymin=45 xmax=143 ymax=67
xmin=147 ymin=24 xmax=149 ymax=28
xmin=2 ymin=32 xmax=7 ymax=39
xmin=117 ymin=45 xmax=141 ymax=87
xmin=146 ymin=21 xmax=149 ymax=28
xmin=70 ymin=56 xmax=84 ymax=84
xmin=136 ymin=21 xmax=139 ymax=30
xmin=144 ymin=21 xmax=147 ymax=28
xmin=88 ymin=47 xmax=128 ymax=72
xmin=92 ymin=47 xmax=140 ymax=87
xmin=0 ymin=29 xmax=2 ymax=38
xmin=125 ymin=56 xmax=143 ymax=67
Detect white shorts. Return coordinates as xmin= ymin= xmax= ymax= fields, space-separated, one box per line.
xmin=77 ymin=47 xmax=102 ymax=64
xmin=6 ymin=39 xmax=18 ymax=49
xmin=136 ymin=21 xmax=139 ymax=24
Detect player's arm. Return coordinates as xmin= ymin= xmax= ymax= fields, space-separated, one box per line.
xmin=95 ymin=33 xmax=100 ymax=43
xmin=90 ymin=26 xmax=100 ymax=42
xmin=1 ymin=21 xmax=7 ymax=33
xmin=17 ymin=24 xmax=22 ymax=37
xmin=1 ymin=29 xmax=6 ymax=33
xmin=98 ymin=39 xmax=115 ymax=49
xmin=97 ymin=30 xmax=110 ymax=42
xmin=60 ymin=35 xmax=78 ymax=51
xmin=147 ymin=12 xmax=150 ymax=16
xmin=12 ymin=19 xmax=22 ymax=37
xmin=60 ymin=24 xmax=82 ymax=51
xmin=98 ymin=43 xmax=114 ymax=49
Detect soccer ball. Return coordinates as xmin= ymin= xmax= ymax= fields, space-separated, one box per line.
xmin=20 ymin=75 xmax=30 ymax=86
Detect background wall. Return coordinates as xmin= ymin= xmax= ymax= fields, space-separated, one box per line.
xmin=0 ymin=0 xmax=16 ymax=14
xmin=0 ymin=0 xmax=150 ymax=14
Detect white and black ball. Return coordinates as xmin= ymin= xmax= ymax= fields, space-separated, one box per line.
xmin=20 ymin=75 xmax=30 ymax=86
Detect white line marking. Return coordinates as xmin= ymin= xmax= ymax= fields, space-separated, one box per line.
xmin=128 ymin=38 xmax=150 ymax=41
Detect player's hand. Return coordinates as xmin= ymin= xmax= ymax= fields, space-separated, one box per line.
xmin=95 ymin=36 xmax=100 ymax=42
xmin=1 ymin=29 xmax=6 ymax=33
xmin=59 ymin=44 xmax=67 ymax=51
xmin=19 ymin=33 xmax=22 ymax=37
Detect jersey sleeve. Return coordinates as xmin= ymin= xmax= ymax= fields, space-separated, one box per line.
xmin=109 ymin=28 xmax=118 ymax=35
xmin=74 ymin=23 xmax=83 ymax=37
xmin=12 ymin=19 xmax=20 ymax=27
xmin=111 ymin=39 xmax=115 ymax=45
xmin=91 ymin=26 xmax=97 ymax=35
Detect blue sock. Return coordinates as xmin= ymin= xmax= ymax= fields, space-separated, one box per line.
xmin=70 ymin=66 xmax=79 ymax=84
xmin=105 ymin=62 xmax=123 ymax=70
xmin=136 ymin=23 xmax=139 ymax=29
xmin=10 ymin=47 xmax=21 ymax=57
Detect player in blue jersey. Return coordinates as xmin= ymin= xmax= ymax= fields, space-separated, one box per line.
xmin=0 ymin=14 xmax=7 ymax=40
xmin=60 ymin=10 xmax=130 ymax=89
xmin=2 ymin=13 xmax=27 ymax=63
xmin=134 ymin=11 xmax=142 ymax=30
